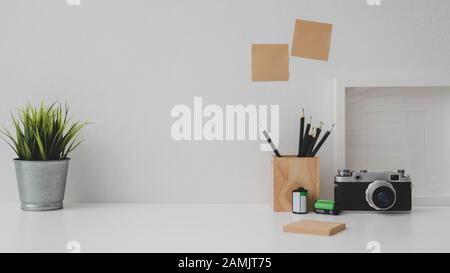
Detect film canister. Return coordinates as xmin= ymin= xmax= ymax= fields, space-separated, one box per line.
xmin=314 ymin=200 xmax=341 ymax=215
xmin=292 ymin=187 xmax=308 ymax=214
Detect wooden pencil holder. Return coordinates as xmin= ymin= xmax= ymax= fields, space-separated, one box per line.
xmin=273 ymin=156 xmax=320 ymax=212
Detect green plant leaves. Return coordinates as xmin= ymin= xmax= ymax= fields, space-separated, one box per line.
xmin=0 ymin=102 xmax=86 ymax=160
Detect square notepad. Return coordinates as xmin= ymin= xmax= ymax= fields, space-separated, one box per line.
xmin=251 ymin=44 xmax=289 ymax=81
xmin=283 ymin=220 xmax=345 ymax=236
xmin=291 ymin=19 xmax=333 ymax=61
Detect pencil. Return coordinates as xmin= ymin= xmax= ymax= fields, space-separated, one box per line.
xmin=300 ymin=126 xmax=314 ymax=157
xmin=307 ymin=127 xmax=317 ymax=157
xmin=307 ymin=122 xmax=323 ymax=157
xmin=299 ymin=116 xmax=312 ymax=157
xmin=297 ymin=109 xmax=305 ymax=157
xmin=311 ymin=123 xmax=335 ymax=157
xmin=305 ymin=127 xmax=317 ymax=157
xmin=263 ymin=130 xmax=281 ymax=157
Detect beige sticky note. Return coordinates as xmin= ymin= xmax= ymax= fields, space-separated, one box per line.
xmin=252 ymin=44 xmax=289 ymax=81
xmin=283 ymin=220 xmax=345 ymax=236
xmin=291 ymin=19 xmax=333 ymax=61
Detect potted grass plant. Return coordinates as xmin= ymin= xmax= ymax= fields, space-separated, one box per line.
xmin=1 ymin=102 xmax=86 ymax=211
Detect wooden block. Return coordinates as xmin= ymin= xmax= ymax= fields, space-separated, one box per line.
xmin=283 ymin=220 xmax=345 ymax=236
xmin=251 ymin=44 xmax=289 ymax=81
xmin=273 ymin=156 xmax=319 ymax=212
xmin=291 ymin=19 xmax=333 ymax=61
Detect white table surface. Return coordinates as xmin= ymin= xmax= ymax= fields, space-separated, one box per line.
xmin=0 ymin=203 xmax=448 ymax=253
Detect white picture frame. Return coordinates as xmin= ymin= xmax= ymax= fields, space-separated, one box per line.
xmin=332 ymin=76 xmax=450 ymax=205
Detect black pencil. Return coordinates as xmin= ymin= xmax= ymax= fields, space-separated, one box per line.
xmin=307 ymin=122 xmax=323 ymax=157
xmin=300 ymin=126 xmax=314 ymax=157
xmin=306 ymin=127 xmax=317 ymax=157
xmin=304 ymin=116 xmax=311 ymax=137
xmin=304 ymin=127 xmax=317 ymax=157
xmin=263 ymin=130 xmax=281 ymax=157
xmin=297 ymin=109 xmax=304 ymax=157
xmin=311 ymin=123 xmax=335 ymax=157
xmin=299 ymin=116 xmax=312 ymax=157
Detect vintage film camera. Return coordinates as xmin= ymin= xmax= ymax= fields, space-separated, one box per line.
xmin=334 ymin=169 xmax=412 ymax=212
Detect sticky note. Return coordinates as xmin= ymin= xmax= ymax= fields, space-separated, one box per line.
xmin=291 ymin=19 xmax=333 ymax=61
xmin=252 ymin=44 xmax=289 ymax=81
xmin=283 ymin=220 xmax=345 ymax=236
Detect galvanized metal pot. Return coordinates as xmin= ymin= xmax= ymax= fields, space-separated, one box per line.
xmin=14 ymin=159 xmax=70 ymax=211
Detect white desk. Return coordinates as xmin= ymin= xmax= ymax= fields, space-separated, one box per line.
xmin=0 ymin=203 xmax=448 ymax=252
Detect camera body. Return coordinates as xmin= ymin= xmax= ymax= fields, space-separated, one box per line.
xmin=334 ymin=169 xmax=412 ymax=212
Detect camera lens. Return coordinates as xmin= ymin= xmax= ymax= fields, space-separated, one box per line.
xmin=378 ymin=191 xmax=390 ymax=204
xmin=374 ymin=188 xmax=395 ymax=209
xmin=365 ymin=180 xmax=396 ymax=211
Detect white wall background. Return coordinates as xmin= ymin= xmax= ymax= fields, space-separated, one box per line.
xmin=0 ymin=0 xmax=449 ymax=203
